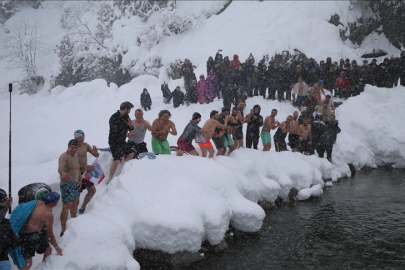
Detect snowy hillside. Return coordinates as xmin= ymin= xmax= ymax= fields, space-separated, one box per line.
xmin=0 ymin=1 xmax=404 ymax=269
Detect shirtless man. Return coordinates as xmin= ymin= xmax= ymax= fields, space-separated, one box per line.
xmin=320 ymin=94 xmax=335 ymax=115
xmin=201 ymin=110 xmax=230 ymax=157
xmin=128 ymin=109 xmax=153 ymax=156
xmin=273 ymin=115 xmax=292 ymax=152
xmin=299 ymin=117 xmax=313 ymax=155
xmin=310 ymin=80 xmax=326 ymax=102
xmin=151 ymin=110 xmax=177 ymax=155
xmin=225 ymin=107 xmax=243 ymax=154
xmin=58 ymin=139 xmax=81 ymax=236
xmin=234 ymin=101 xmax=253 ymax=149
xmin=261 ymin=109 xmax=280 ymax=151
xmin=288 ymin=111 xmax=300 ymax=152
xmin=19 ymin=192 xmax=62 ymax=270
xmin=74 ymin=130 xmax=99 ymax=215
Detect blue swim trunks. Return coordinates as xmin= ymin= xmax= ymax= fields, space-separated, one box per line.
xmin=60 ymin=181 xmax=79 ymax=203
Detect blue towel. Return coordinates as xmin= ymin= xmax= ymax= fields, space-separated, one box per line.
xmin=138 ymin=152 xmax=156 ymax=160
xmin=9 ymin=200 xmax=38 ymax=269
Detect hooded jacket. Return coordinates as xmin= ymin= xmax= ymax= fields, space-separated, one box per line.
xmin=140 ymin=89 xmax=152 ymax=108
xmin=246 ymin=105 xmax=263 ymax=137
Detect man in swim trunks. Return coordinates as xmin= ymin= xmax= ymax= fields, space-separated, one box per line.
xmin=58 ymin=139 xmax=81 ymax=236
xmin=320 ymin=94 xmax=335 ymax=115
xmin=151 ymin=110 xmax=177 ymax=155
xmin=177 ymin=112 xmax=204 ymax=156
xmin=235 ymin=101 xmax=253 ymax=149
xmin=222 ymin=107 xmax=242 ymax=155
xmin=201 ymin=110 xmax=230 ymax=157
xmin=273 ymin=115 xmax=292 ymax=152
xmin=108 ymin=101 xmax=136 ymax=183
xmin=261 ymin=109 xmax=280 ymax=151
xmin=288 ymin=111 xmax=300 ymax=152
xmin=128 ymin=109 xmax=153 ymax=156
xmin=299 ymin=116 xmax=312 ymax=155
xmin=19 ymin=192 xmax=62 ymax=269
xmin=73 ymin=130 xmax=99 ymax=215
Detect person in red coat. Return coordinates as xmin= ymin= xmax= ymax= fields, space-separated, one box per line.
xmin=336 ymin=71 xmax=350 ymax=99
xmin=230 ymin=54 xmax=240 ymax=70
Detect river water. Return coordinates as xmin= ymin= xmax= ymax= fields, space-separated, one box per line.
xmin=182 ymin=169 xmax=405 ymax=270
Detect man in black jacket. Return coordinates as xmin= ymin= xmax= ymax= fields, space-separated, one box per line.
xmin=107 ymin=101 xmax=136 ymax=184
xmin=0 ymin=189 xmax=19 ymax=270
xmin=246 ymin=105 xmax=264 ymax=149
xmin=172 ymin=86 xmax=185 ymax=108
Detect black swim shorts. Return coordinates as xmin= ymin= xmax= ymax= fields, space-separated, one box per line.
xmin=20 ymin=230 xmax=49 ymax=259
xmin=212 ymin=136 xmax=225 ymax=149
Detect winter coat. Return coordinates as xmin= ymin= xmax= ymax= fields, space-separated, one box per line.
xmin=238 ymin=88 xmax=248 ymax=102
xmin=223 ymin=85 xmax=235 ymax=108
xmin=187 ymin=84 xmax=198 ymax=104
xmin=207 ymin=57 xmax=215 ymax=75
xmin=321 ymin=120 xmax=341 ymax=146
xmin=140 ymin=90 xmax=152 ymax=108
xmin=196 ymin=75 xmax=210 ymax=103
xmin=246 ymin=105 xmax=263 ymax=137
xmin=311 ymin=120 xmax=325 ymax=143
xmin=172 ymin=90 xmax=185 ymax=108
xmin=258 ymin=68 xmax=268 ymax=87
xmin=336 ymin=77 xmax=350 ymax=90
xmin=206 ymin=70 xmax=216 ymax=99
xmin=161 ymin=84 xmax=172 ymax=99
xmin=252 ymin=69 xmax=259 ymax=86
xmin=230 ymin=54 xmax=240 ymax=70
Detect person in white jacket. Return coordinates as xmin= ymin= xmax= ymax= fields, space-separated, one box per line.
xmin=292 ymin=76 xmax=309 ymax=111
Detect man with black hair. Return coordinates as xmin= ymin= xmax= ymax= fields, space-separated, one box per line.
xmin=172 ymin=86 xmax=185 ymax=108
xmin=151 ymin=110 xmax=177 ymax=155
xmin=299 ymin=117 xmax=312 ymax=155
xmin=128 ymin=109 xmax=152 ymax=157
xmin=288 ymin=111 xmax=300 ymax=152
xmin=201 ymin=110 xmax=230 ymax=157
xmin=177 ymin=113 xmax=202 ymax=156
xmin=273 ymin=115 xmax=292 ymax=152
xmin=246 ymin=105 xmax=263 ymax=149
xmin=108 ymin=102 xmax=136 ymax=184
xmin=262 ymin=109 xmax=280 ymax=151
xmin=320 ymin=114 xmax=341 ymax=162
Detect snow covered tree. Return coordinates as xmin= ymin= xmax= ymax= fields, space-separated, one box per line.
xmin=0 ymin=16 xmax=45 ymax=77
xmin=0 ymin=0 xmax=18 ymax=24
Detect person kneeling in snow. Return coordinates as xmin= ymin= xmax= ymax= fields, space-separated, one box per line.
xmin=151 ymin=110 xmax=177 ymax=155
xmin=14 ymin=192 xmax=62 ymax=270
xmin=172 ymin=86 xmax=186 ymax=108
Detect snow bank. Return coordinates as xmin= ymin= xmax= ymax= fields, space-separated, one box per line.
xmin=297 ymin=184 xmax=323 ymax=201
xmin=336 ymin=84 xmax=405 ymax=168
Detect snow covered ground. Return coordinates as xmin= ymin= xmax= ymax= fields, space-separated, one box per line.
xmin=0 ymin=1 xmax=404 ymax=269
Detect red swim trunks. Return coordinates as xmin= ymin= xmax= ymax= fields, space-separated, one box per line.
xmin=177 ymin=137 xmax=195 ymax=152
xmin=197 ymin=140 xmax=212 ymax=148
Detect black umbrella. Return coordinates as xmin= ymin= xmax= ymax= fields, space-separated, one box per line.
xmin=361 ymin=49 xmax=388 ymax=58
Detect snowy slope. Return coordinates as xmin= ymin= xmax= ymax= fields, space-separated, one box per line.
xmin=0 ymin=1 xmax=404 ymax=269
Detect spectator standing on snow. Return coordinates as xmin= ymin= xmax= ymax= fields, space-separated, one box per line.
xmin=107 ymin=101 xmax=136 ymax=184
xmin=197 ymin=75 xmax=210 ymax=104
xmin=206 ymin=69 xmax=217 ymax=101
xmin=161 ymin=82 xmax=172 ymax=104
xmin=181 ymin=59 xmax=195 ymax=92
xmin=244 ymin=54 xmax=255 ymax=97
xmin=151 ymin=110 xmax=177 ymax=155
xmin=245 ymin=105 xmax=263 ymax=150
xmin=252 ymin=67 xmax=259 ymax=96
xmin=128 ymin=109 xmax=152 ymax=156
xmin=223 ymin=84 xmax=235 ymax=108
xmin=172 ymin=86 xmax=185 ymax=108
xmin=258 ymin=65 xmax=268 ymax=99
xmin=74 ymin=130 xmax=99 ymax=215
xmin=140 ymin=88 xmax=152 ymax=111
xmin=206 ymin=56 xmax=215 ymax=75
xmin=230 ymin=54 xmax=240 ymax=70
xmin=399 ymin=51 xmax=405 ymax=86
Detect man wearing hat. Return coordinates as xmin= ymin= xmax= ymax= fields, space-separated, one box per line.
xmin=74 ymin=130 xmax=99 ymax=215
xmin=18 ymin=192 xmax=62 ymax=269
xmin=310 ymin=80 xmax=326 ymax=102
xmin=58 ymin=139 xmax=81 ymax=236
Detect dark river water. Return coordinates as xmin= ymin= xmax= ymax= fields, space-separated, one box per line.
xmin=179 ymin=169 xmax=405 ymax=270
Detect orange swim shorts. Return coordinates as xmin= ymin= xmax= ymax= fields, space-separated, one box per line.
xmin=197 ymin=141 xmax=212 ymax=148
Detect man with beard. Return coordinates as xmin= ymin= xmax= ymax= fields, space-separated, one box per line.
xmin=288 ymin=111 xmax=300 ymax=152
xmin=219 ymin=107 xmax=242 ymax=155
xmin=261 ymin=109 xmax=280 ymax=151
xmin=107 ymin=102 xmax=136 ymax=184
xmin=273 ymin=115 xmax=292 ymax=152
xmin=246 ymin=105 xmax=264 ymax=150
